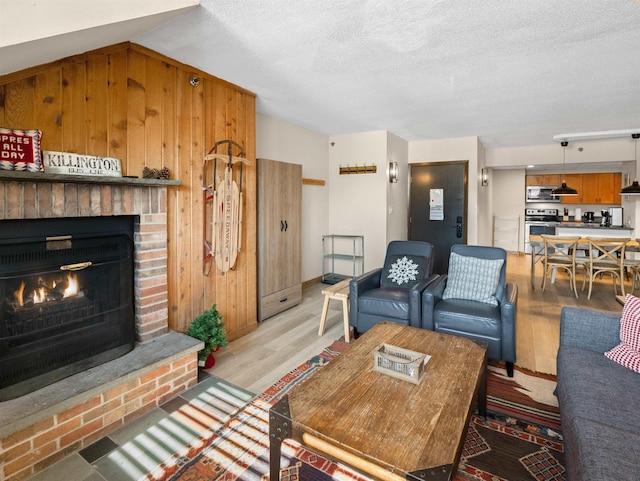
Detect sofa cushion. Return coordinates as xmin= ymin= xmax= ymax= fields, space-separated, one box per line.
xmin=380 ymin=255 xmax=427 ymax=289
xmin=604 ymin=293 xmax=640 ymax=373
xmin=434 ymin=299 xmax=502 ymax=360
xmin=442 ymin=252 xmax=503 ymax=305
xmin=359 ymin=288 xmax=410 ymax=319
xmin=557 ymin=346 xmax=640 ymax=436
xmin=562 ymin=416 xmax=640 ymax=481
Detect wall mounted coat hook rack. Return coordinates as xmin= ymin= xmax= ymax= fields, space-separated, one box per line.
xmin=339 ymin=164 xmax=377 ymax=175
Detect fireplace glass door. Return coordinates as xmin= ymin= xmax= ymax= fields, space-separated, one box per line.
xmin=0 ymin=216 xmax=136 ymax=400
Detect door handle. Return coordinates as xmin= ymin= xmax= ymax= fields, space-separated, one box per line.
xmin=456 ymin=216 xmax=463 ymax=238
xmin=60 ymin=261 xmax=93 ymax=271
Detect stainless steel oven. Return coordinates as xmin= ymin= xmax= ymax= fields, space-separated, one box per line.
xmin=524 ymin=208 xmax=559 ymax=253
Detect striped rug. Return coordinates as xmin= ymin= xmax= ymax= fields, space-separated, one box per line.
xmin=486 ymin=364 xmax=561 ymax=433
xmin=166 ymin=339 xmax=565 ymax=481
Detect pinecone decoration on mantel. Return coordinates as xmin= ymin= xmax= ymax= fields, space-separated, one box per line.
xmin=142 ymin=166 xmax=170 ymax=180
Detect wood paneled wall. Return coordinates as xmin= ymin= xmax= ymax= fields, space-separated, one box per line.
xmin=0 ymin=42 xmax=258 ymax=340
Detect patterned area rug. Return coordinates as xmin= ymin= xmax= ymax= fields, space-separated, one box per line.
xmin=165 ymin=340 xmax=565 ymax=481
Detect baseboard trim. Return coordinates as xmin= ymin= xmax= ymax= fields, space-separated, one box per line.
xmin=302 ymin=276 xmax=322 ymax=289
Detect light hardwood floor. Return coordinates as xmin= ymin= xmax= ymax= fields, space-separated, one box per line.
xmin=212 ymin=253 xmax=625 ymax=394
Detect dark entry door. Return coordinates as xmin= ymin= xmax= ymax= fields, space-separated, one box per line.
xmin=409 ymin=162 xmax=467 ymax=275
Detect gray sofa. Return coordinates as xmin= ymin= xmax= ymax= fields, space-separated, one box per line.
xmin=557 ymin=306 xmax=640 ymax=481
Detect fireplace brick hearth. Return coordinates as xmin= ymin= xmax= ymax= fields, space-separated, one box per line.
xmin=0 ymin=173 xmax=201 ymax=481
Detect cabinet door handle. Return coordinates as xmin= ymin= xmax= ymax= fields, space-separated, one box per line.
xmin=280 ymin=297 xmax=288 ymax=303
xmin=280 ymin=220 xmax=284 ymax=231
xmin=284 ymin=220 xmax=288 ymax=231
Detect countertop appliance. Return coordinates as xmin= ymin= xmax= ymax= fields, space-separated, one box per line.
xmin=524 ymin=208 xmax=558 ymax=254
xmin=526 ymin=186 xmax=561 ymax=203
xmin=601 ymin=210 xmax=611 ymax=227
xmin=583 ymin=211 xmax=595 ymax=223
xmin=609 ymin=207 xmax=623 ymax=227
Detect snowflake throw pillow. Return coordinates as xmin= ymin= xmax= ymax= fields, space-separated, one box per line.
xmin=380 ymin=255 xmax=427 ymax=289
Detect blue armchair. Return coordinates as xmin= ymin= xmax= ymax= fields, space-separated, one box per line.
xmin=422 ymin=244 xmax=517 ymax=376
xmin=349 ymin=240 xmax=438 ymax=337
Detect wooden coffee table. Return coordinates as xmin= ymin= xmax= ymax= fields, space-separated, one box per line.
xmin=269 ymin=321 xmax=487 ymax=481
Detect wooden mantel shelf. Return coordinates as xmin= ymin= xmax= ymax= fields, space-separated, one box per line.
xmin=0 ymin=171 xmax=181 ymax=187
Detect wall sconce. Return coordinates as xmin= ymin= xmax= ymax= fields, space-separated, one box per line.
xmin=389 ymin=162 xmax=399 ymax=183
xmin=481 ymin=168 xmax=489 ymax=187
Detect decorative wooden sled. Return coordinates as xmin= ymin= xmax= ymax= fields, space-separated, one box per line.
xmin=203 ymin=140 xmax=249 ymax=275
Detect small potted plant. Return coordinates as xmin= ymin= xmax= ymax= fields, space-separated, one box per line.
xmin=186 ymin=304 xmax=228 ymax=368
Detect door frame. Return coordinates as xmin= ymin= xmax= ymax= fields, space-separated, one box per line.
xmin=408 ymin=160 xmax=469 ymax=244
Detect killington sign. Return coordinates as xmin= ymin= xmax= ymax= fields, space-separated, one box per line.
xmin=43 ymin=151 xmax=122 ymax=177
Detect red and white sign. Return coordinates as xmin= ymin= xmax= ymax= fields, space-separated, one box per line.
xmin=0 ymin=127 xmax=43 ymax=172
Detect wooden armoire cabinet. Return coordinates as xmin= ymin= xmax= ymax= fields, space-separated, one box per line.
xmin=257 ymin=158 xmax=302 ymax=321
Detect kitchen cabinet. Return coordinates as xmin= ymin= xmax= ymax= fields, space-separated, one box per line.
xmin=257 ymin=158 xmax=302 ymax=322
xmin=526 ymin=174 xmax=562 ymax=186
xmin=580 ymin=173 xmax=621 ymax=205
xmin=581 ymin=174 xmax=599 ymax=204
xmin=614 ymin=173 xmax=623 ymax=203
xmin=553 ymin=173 xmax=621 ymax=205
xmin=560 ymin=174 xmax=583 ymax=204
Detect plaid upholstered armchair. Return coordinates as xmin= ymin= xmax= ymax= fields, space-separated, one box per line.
xmin=349 ymin=240 xmax=438 ymax=338
xmin=422 ymin=244 xmax=518 ymax=377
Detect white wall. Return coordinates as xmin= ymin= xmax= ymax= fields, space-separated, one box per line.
xmin=328 ymin=131 xmax=389 ymax=272
xmin=408 ymin=136 xmax=483 ymax=245
xmin=0 ymin=1 xmax=198 ymax=75
xmin=255 ymin=119 xmax=410 ymax=281
xmin=486 ymin=138 xmax=636 ymax=168
xmin=476 ymin=139 xmax=492 ymax=245
xmin=386 ymin=131 xmax=409 ymax=242
xmin=492 ymin=169 xmax=526 ymax=251
xmin=1 ymin=0 xmax=198 ymax=47
xmin=256 ymin=113 xmax=330 ymax=282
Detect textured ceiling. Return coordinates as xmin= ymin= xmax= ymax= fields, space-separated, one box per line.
xmin=3 ymin=1 xmax=640 ymax=149
xmin=134 ymin=0 xmax=640 ymax=148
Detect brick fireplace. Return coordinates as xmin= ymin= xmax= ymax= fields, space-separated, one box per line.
xmin=0 ymin=173 xmax=202 ymax=481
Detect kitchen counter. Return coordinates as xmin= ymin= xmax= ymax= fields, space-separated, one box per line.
xmin=556 ymin=222 xmax=632 ymax=230
xmin=555 ymin=224 xmax=633 ymax=239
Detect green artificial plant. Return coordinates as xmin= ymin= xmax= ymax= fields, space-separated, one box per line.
xmin=185 ymin=304 xmax=228 ymax=361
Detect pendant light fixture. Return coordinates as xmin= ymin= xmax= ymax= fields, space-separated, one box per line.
xmin=620 ymin=133 xmax=640 ymax=195
xmin=552 ymin=141 xmax=578 ymax=196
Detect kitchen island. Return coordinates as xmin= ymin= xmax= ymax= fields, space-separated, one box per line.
xmin=555 ymin=223 xmax=633 ymax=238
